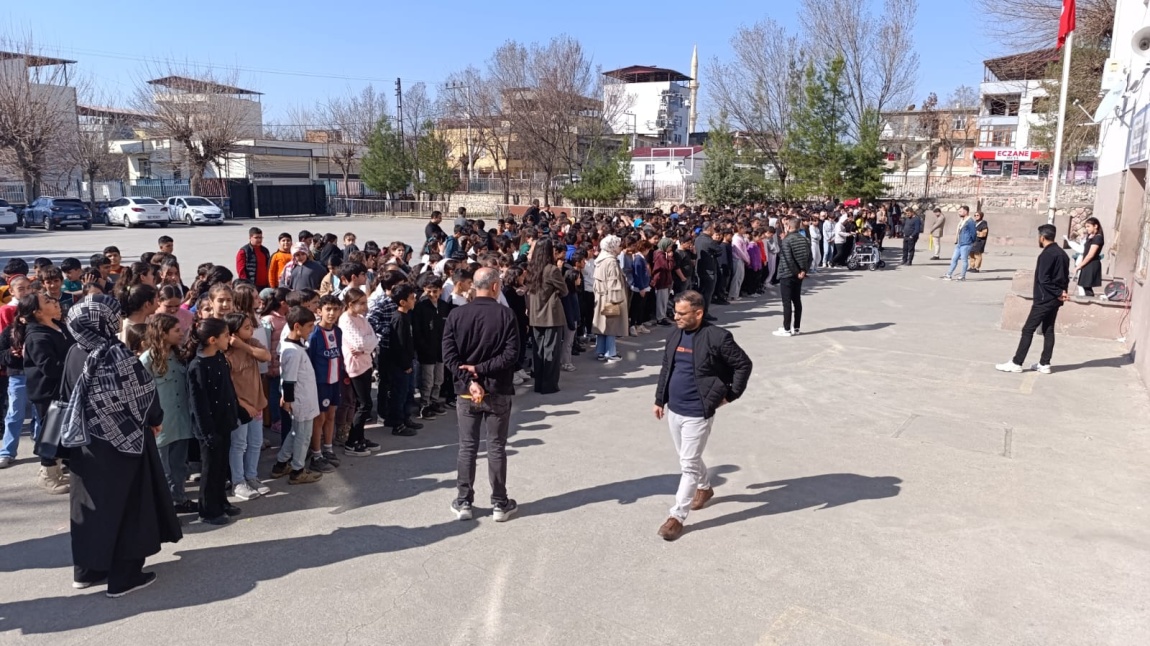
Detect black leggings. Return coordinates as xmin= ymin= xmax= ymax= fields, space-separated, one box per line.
xmin=32 ymin=401 xmax=55 ymax=467
xmin=348 ymin=371 xmax=374 ymax=445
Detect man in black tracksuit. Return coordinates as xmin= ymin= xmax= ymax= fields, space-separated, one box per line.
xmin=693 ymin=225 xmax=721 ymax=321
xmin=652 ymin=290 xmax=752 ymax=541
xmin=997 ymin=224 xmax=1070 ymax=374
xmin=442 ymin=267 xmax=522 ymax=523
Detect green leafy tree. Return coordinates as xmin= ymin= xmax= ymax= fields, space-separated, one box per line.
xmin=563 ymin=146 xmax=632 ymax=206
xmin=360 ymin=118 xmax=408 ymax=197
xmin=414 ymin=122 xmax=457 ymax=200
xmin=785 ymin=56 xmax=850 ymax=199
xmin=844 ymin=108 xmax=889 ymax=201
xmin=698 ymin=115 xmax=755 ymax=206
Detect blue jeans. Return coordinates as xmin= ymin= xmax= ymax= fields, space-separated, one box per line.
xmin=1 ymin=375 xmax=39 ymax=459
xmin=947 ymin=244 xmax=972 ymax=278
xmin=229 ymin=418 xmax=263 ymax=484
xmin=157 ymin=439 xmax=190 ymax=503
xmin=276 ymin=414 xmax=314 ymax=471
xmin=595 ymin=334 xmax=617 ymax=358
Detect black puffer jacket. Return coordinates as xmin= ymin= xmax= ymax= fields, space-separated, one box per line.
xmin=654 ymin=322 xmax=753 ymax=420
xmin=22 ymin=322 xmax=74 ymax=404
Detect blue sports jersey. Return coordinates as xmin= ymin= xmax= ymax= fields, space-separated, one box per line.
xmin=308 ymin=324 xmax=343 ymax=385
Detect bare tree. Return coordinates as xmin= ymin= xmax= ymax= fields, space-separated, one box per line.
xmin=323 ymin=85 xmax=388 ymax=203
xmin=400 ymin=82 xmax=438 ymax=198
xmin=68 ymin=92 xmax=130 ymax=212
xmin=0 ymin=36 xmax=78 ymax=201
xmin=708 ymin=18 xmax=806 ymax=197
xmin=800 ymin=0 xmax=920 ymax=135
xmin=444 ymin=66 xmax=517 ymax=203
xmin=134 ymin=63 xmax=259 ymax=195
xmin=976 ymin=0 xmax=1115 ymax=51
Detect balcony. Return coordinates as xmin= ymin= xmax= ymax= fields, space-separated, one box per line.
xmin=978 ymin=115 xmax=1020 ymax=128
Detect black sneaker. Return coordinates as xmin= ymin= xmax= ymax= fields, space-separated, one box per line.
xmin=391 ymin=424 xmax=417 ymax=437
xmin=419 ymin=406 xmax=438 ymax=420
xmin=106 ymin=572 xmax=157 ymax=598
xmin=493 ymin=499 xmax=519 ymax=523
xmin=200 ymin=514 xmax=229 ymax=526
xmin=270 ymin=461 xmax=292 ymax=479
xmin=309 ymin=455 xmax=336 ymax=473
xmin=343 ymin=441 xmax=370 ymax=457
xmin=431 ymin=402 xmax=448 ymax=415
xmin=362 ymin=438 xmax=382 ymax=452
xmin=321 ymin=450 xmax=341 ymax=467
xmin=403 ymin=418 xmax=425 ymax=430
xmin=173 ymin=500 xmax=200 ymax=514
xmin=451 ymin=499 xmax=474 ymax=521
xmin=223 ymin=504 xmax=242 ymax=517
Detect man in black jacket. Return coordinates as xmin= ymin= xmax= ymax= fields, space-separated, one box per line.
xmin=442 ymin=267 xmax=521 ymax=523
xmin=997 ymin=224 xmax=1070 ymax=374
xmin=652 ymin=290 xmax=753 ymax=541
xmin=774 ymin=217 xmax=813 ymax=337
xmin=694 ymin=224 xmax=721 ymax=321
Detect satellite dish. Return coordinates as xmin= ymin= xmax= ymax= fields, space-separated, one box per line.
xmin=1133 ymin=26 xmax=1150 ymax=58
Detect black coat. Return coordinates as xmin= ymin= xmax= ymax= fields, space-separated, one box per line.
xmin=187 ymin=353 xmax=242 ymax=440
xmin=411 ymin=296 xmax=451 ymax=364
xmin=442 ymin=297 xmax=520 ymax=396
xmin=22 ymin=321 xmax=73 ymax=404
xmin=61 ymin=345 xmax=181 ymax=573
xmin=654 ymin=322 xmax=753 ymax=420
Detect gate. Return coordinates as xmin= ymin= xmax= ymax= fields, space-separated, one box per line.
xmin=227 ymin=180 xmax=254 ymax=219
xmin=256 ymin=184 xmax=327 ymax=217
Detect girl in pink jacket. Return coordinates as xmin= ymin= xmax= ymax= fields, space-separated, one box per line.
xmin=337 ymin=288 xmax=380 ymax=456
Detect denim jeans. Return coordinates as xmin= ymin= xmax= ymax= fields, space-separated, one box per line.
xmin=229 ymin=417 xmax=263 ymax=484
xmin=947 ymin=244 xmax=972 ymax=278
xmin=276 ymin=414 xmax=314 ymax=471
xmin=157 ymin=439 xmax=190 ymax=503
xmin=455 ymin=393 xmax=511 ymax=506
xmin=1 ymin=375 xmax=39 ymax=459
xmin=595 ymin=334 xmax=617 ymax=358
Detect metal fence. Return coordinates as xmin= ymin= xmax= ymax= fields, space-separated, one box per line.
xmin=0 ymin=178 xmax=225 ymax=206
xmin=326 ymin=197 xmax=451 ymax=217
xmin=880 ymin=174 xmax=1098 ymax=205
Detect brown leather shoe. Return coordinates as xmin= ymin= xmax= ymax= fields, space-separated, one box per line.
xmin=690 ymin=487 xmax=714 ymax=510
xmin=657 ymin=517 xmax=684 ymax=541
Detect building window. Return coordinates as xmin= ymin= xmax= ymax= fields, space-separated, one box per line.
xmin=952 ymin=116 xmax=968 ymax=131
xmin=644 ymin=164 xmax=655 ymax=176
xmin=954 ymin=146 xmax=966 ymax=160
xmin=987 ymin=95 xmax=1022 ymax=116
xmin=138 ymin=158 xmax=152 ymax=179
xmin=672 ymin=134 xmax=682 ymax=144
xmin=978 ymin=126 xmax=1015 ymax=147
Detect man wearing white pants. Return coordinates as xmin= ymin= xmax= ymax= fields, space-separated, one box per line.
xmin=652 ymin=290 xmax=752 ymax=541
xmin=729 ymin=227 xmax=750 ymax=301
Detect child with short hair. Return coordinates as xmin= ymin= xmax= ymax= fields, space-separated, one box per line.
xmin=384 ymin=284 xmax=420 ymax=436
xmin=270 ymin=306 xmax=323 ymax=484
xmin=158 ymin=235 xmax=174 ymax=255
xmin=104 ymin=246 xmax=123 ymax=282
xmin=412 ymin=274 xmax=450 ymax=420
xmin=306 ymin=295 xmax=344 ymax=472
xmin=60 ymin=258 xmax=84 ymax=302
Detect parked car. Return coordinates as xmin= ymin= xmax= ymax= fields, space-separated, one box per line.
xmin=23 ymin=197 xmax=92 ymax=231
xmin=165 ymin=195 xmax=225 ymax=225
xmin=106 ymin=197 xmax=170 ymax=228
xmin=0 ymin=199 xmax=17 ymax=233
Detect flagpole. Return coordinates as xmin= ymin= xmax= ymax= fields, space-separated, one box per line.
xmin=1047 ymin=29 xmax=1074 ymax=225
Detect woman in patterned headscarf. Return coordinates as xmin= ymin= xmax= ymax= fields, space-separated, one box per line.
xmin=60 ymin=295 xmax=181 ymax=598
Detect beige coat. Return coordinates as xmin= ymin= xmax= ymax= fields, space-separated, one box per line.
xmin=592 ymin=254 xmax=629 ymax=337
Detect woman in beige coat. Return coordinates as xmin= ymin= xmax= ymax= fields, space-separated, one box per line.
xmin=593 ymin=234 xmax=629 ymax=362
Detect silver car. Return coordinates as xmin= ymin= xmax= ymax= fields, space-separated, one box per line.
xmin=165 ymin=196 xmax=225 ymax=225
xmin=107 ymin=196 xmax=170 ymax=228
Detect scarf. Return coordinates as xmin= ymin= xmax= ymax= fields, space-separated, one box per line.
xmin=62 ymin=296 xmax=156 ymax=455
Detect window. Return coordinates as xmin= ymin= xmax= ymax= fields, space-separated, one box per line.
xmin=644 ymin=164 xmax=656 ymax=176
xmin=952 ymin=116 xmax=968 ymax=131
xmin=978 ymin=126 xmax=1016 ymax=147
xmin=672 ymin=134 xmax=682 ymax=144
xmin=987 ymin=95 xmax=1022 ymax=116
xmin=138 ymin=158 xmax=152 ymax=179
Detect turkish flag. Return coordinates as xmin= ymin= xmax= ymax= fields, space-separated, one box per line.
xmin=1058 ymin=0 xmax=1076 ymax=48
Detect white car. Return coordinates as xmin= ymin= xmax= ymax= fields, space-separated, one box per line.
xmin=106 ymin=197 xmax=170 ymax=228
xmin=165 ymin=196 xmax=225 ymax=225
xmin=0 ymin=199 xmax=16 ymax=233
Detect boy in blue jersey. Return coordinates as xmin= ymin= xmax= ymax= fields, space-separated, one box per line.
xmin=307 ymin=295 xmax=345 ymax=473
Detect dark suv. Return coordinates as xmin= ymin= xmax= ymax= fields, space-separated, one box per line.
xmin=24 ymin=197 xmax=92 ymax=231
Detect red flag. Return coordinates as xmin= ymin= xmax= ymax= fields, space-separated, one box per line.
xmin=1058 ymin=0 xmax=1076 ymax=48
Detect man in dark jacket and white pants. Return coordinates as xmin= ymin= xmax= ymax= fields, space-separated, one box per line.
xmin=652 ymin=290 xmax=752 ymax=541
xmin=773 ymin=217 xmax=812 ymax=337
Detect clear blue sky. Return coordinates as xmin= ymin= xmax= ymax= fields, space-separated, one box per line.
xmin=6 ymin=0 xmax=1003 ymax=127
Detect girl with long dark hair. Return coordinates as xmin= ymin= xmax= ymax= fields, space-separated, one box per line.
xmin=186 ymin=318 xmax=242 ymax=526
xmin=14 ymin=291 xmax=73 ymax=493
xmin=140 ymin=313 xmax=198 ymax=514
xmin=524 ymin=236 xmax=569 ymax=394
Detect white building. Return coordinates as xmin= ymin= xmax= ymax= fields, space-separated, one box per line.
xmin=629 ymin=146 xmax=706 ymax=183
xmin=973 ymin=49 xmax=1075 ymax=179
xmin=0 ymin=52 xmax=79 ymax=189
xmin=604 ymin=66 xmax=692 ymax=148
xmin=1090 ymin=0 xmax=1150 ymax=381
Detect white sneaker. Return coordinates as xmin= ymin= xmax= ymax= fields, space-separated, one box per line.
xmin=629 ymin=326 xmax=638 ymax=336
xmin=513 ymin=374 xmax=525 ymax=386
xmin=941 ymin=275 xmax=952 ymax=281
xmin=233 ymin=483 xmax=260 ymax=500
xmin=561 ymin=363 xmax=577 ymax=372
xmin=772 ymin=328 xmax=793 ymax=337
xmin=247 ymin=478 xmax=271 ymax=496
xmin=1031 ymin=363 xmax=1052 ymax=374
xmin=995 ymin=362 xmax=1023 ymax=373
xmin=638 ymin=325 xmax=651 ymax=334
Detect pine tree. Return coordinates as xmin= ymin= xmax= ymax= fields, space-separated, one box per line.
xmin=361 ymin=118 xmax=408 ymax=197
xmin=844 ymin=109 xmax=889 ymax=201
xmin=784 ymin=56 xmax=850 ymax=199
xmin=698 ymin=115 xmax=754 ymax=206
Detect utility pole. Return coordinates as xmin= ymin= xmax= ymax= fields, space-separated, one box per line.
xmin=396 ymin=78 xmax=408 ymax=195
xmin=445 ymin=81 xmax=474 ymax=191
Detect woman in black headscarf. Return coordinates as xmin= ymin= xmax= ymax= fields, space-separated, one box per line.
xmin=60 ymin=295 xmax=182 ymax=597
